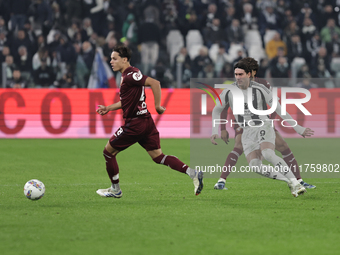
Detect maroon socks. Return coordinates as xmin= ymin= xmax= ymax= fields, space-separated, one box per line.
xmin=103 ymin=148 xmax=120 ymax=184
xmin=220 ymin=148 xmax=243 ymax=180
xmin=153 ymin=153 xmax=188 ymax=173
xmin=281 ymin=148 xmax=301 ymax=180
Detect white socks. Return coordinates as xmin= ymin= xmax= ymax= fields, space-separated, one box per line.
xmin=249 ymin=158 xmax=298 ymax=185
xmin=218 ymin=178 xmax=226 ymax=183
xmin=261 ymin=149 xmax=299 ymax=186
xmin=111 ymin=183 xmax=121 ymax=191
xmin=186 ymin=168 xmax=197 ymax=179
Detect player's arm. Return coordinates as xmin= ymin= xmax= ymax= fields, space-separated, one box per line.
xmin=265 ymin=92 xmax=314 ymax=137
xmin=211 ymin=91 xmax=229 ymax=145
xmin=144 ymin=77 xmax=165 ymax=114
xmin=274 ymin=101 xmax=314 ymax=137
xmin=96 ymin=101 xmax=122 ymax=115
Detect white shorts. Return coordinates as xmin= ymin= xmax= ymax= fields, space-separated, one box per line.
xmin=241 ymin=122 xmax=276 ymax=156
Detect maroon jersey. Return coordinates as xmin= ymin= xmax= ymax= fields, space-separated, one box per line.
xmin=254 ymin=77 xmax=271 ymax=89
xmin=120 ymin=66 xmax=150 ymax=119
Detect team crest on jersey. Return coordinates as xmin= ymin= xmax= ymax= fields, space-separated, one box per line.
xmin=133 ymin=71 xmax=143 ymax=81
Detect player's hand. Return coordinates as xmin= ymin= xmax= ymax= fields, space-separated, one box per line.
xmin=221 ymin=130 xmax=229 ymax=144
xmin=96 ymin=105 xmax=109 ymax=115
xmin=302 ymin=127 xmax=314 ymax=138
xmin=210 ymin=134 xmax=219 ymax=145
xmin=156 ymin=106 xmax=166 ymax=114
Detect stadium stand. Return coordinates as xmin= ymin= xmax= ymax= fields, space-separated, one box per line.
xmin=0 ymin=0 xmax=339 ymax=88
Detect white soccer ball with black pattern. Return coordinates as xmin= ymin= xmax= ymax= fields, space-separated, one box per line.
xmin=24 ymin=179 xmax=45 ymax=200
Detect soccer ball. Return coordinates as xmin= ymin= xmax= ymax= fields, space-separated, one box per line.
xmin=24 ymin=179 xmax=45 ymax=200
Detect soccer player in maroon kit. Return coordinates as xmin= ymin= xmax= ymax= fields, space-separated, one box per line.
xmin=96 ymin=45 xmax=203 ymax=198
xmin=213 ymin=57 xmax=316 ymax=190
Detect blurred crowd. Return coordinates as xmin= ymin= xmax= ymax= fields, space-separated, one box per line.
xmin=0 ymin=0 xmax=340 ymax=89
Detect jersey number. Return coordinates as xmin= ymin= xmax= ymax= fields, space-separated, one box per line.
xmin=140 ymin=87 xmax=145 ymax=101
xmin=114 ymin=127 xmax=123 ymax=137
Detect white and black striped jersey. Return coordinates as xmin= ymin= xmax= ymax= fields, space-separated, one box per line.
xmin=211 ymin=81 xmax=305 ymax=135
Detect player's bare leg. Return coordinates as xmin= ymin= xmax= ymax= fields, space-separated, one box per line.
xmin=214 ymin=134 xmax=243 ymax=190
xmin=260 ymin=142 xmax=306 ymax=197
xmin=149 ymin=148 xmax=203 ymax=195
xmin=96 ymin=142 xmax=123 ymax=198
xmin=275 ymin=131 xmax=316 ymax=189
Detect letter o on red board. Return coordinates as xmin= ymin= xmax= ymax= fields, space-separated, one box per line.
xmin=0 ymin=92 xmax=26 ymax=134
xmin=41 ymin=92 xmax=71 ymax=134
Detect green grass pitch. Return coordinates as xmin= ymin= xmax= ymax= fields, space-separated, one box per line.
xmin=0 ymin=138 xmax=339 ymax=255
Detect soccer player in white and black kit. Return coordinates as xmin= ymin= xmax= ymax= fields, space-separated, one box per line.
xmin=210 ymin=61 xmax=314 ymax=197
xmin=213 ymin=57 xmax=316 ymax=190
xmin=96 ymin=45 xmax=203 ymax=198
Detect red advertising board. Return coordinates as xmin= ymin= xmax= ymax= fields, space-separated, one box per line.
xmin=0 ymin=89 xmax=189 ymax=138
xmin=0 ymin=88 xmax=339 ymax=138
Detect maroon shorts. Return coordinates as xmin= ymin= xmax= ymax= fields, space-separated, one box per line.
xmin=109 ymin=116 xmax=160 ymax=151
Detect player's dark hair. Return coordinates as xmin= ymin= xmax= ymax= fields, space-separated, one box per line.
xmin=240 ymin=57 xmax=259 ymax=73
xmin=112 ymin=45 xmax=132 ymax=61
xmin=234 ymin=61 xmax=251 ymax=74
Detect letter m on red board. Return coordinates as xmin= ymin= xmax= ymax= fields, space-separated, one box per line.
xmin=89 ymin=91 xmax=120 ymax=134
